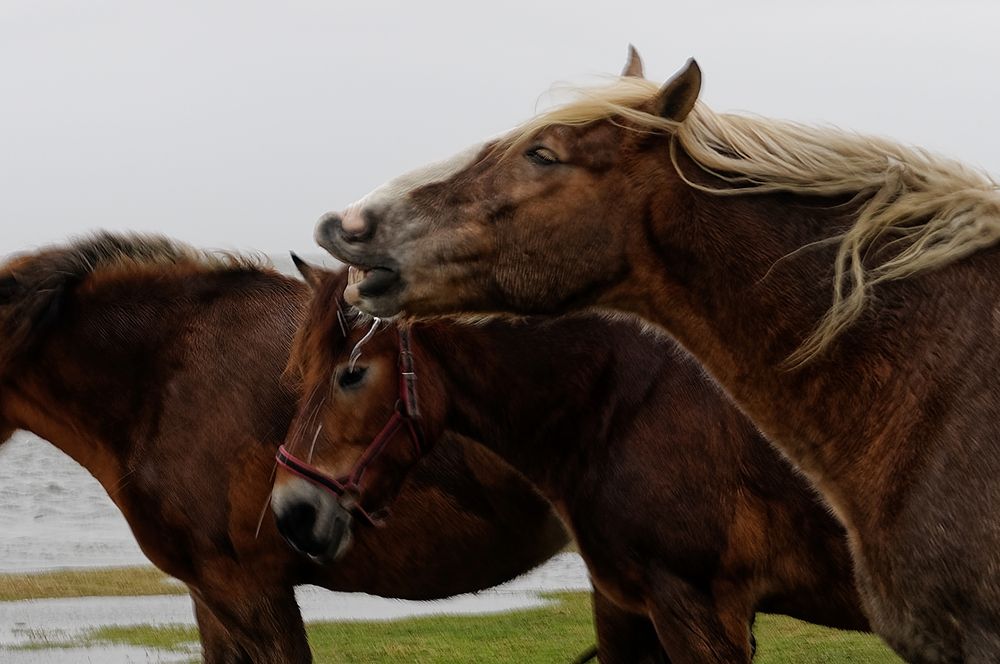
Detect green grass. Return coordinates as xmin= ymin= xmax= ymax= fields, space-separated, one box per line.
xmin=2 ymin=567 xmax=902 ymax=663
xmin=0 ymin=566 xmax=183 ymax=601
xmin=88 ymin=624 xmax=198 ymax=652
xmin=305 ymin=592 xmax=595 ymax=663
xmin=754 ymin=614 xmax=902 ymax=663
xmin=81 ymin=595 xmax=904 ymax=663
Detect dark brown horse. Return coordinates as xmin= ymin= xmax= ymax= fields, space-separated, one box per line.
xmin=0 ymin=233 xmax=568 ymax=663
xmin=313 ymin=47 xmax=1000 ymax=662
xmin=279 ymin=261 xmax=871 ymax=662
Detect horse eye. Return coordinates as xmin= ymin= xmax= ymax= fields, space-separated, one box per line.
xmin=338 ymin=367 xmax=367 ymax=389
xmin=525 ymin=146 xmax=560 ymax=166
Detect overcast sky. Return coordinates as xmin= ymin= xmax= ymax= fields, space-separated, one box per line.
xmin=3 ymin=0 xmax=1000 ymax=256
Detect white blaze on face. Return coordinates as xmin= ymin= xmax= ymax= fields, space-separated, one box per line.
xmin=339 ymin=142 xmax=486 ymax=235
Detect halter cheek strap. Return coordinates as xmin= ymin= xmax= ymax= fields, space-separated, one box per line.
xmin=398 ymin=326 xmax=420 ymax=420
xmin=276 ymin=327 xmax=424 ymax=527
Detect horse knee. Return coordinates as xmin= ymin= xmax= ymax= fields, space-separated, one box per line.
xmin=647 ymin=580 xmax=753 ymax=664
xmin=593 ymin=591 xmax=667 ymax=663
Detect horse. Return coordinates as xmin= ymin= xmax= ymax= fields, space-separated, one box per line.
xmin=276 ymin=259 xmax=873 ymax=662
xmin=311 ymin=47 xmax=1000 ymax=662
xmin=0 ymin=233 xmax=569 ymax=663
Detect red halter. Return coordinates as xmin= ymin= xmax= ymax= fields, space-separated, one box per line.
xmin=276 ymin=326 xmax=423 ymax=526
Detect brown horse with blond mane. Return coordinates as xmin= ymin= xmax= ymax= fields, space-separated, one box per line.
xmin=0 ymin=233 xmax=568 ymax=663
xmin=279 ymin=260 xmax=872 ymax=662
xmin=314 ymin=48 xmax=1000 ymax=661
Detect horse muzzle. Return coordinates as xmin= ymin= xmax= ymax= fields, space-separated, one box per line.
xmin=272 ymin=479 xmax=356 ymax=561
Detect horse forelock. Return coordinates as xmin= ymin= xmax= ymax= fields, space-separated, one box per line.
xmin=288 ymin=268 xmax=360 ymax=382
xmin=505 ymin=74 xmax=1000 ymax=363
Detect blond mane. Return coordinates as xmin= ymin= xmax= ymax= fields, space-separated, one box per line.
xmin=509 ymin=77 xmax=1000 ymax=364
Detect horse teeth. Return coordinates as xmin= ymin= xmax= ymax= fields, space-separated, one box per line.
xmin=348 ymin=266 xmax=364 ymax=285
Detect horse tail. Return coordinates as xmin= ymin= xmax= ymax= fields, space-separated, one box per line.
xmin=569 ymin=644 xmax=598 ymax=663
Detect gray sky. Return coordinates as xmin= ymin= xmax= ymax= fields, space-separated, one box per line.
xmin=3 ymin=0 xmax=1000 ymax=256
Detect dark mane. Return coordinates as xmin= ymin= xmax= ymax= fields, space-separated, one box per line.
xmin=0 ymin=231 xmax=270 ymax=371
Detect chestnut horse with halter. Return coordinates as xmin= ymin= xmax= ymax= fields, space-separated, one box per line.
xmin=279 ymin=260 xmax=872 ymax=662
xmin=0 ymin=233 xmax=568 ymax=663
xmin=314 ymin=47 xmax=1000 ymax=662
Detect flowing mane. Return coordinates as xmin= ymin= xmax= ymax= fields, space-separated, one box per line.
xmin=0 ymin=232 xmax=269 ymax=370
xmin=508 ymin=76 xmax=1000 ymax=362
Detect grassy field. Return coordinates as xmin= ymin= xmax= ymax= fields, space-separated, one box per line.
xmin=0 ymin=566 xmax=185 ymax=601
xmin=0 ymin=566 xmax=902 ymax=663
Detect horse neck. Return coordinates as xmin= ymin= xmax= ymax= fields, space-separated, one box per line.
xmin=625 ymin=152 xmax=951 ymax=523
xmin=415 ymin=319 xmax=645 ymax=497
xmin=6 ymin=285 xmax=183 ymax=489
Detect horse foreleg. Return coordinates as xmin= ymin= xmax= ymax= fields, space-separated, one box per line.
xmin=192 ymin=583 xmax=312 ymax=664
xmin=646 ymin=576 xmax=753 ymax=664
xmin=592 ymin=590 xmax=669 ymax=663
xmin=191 ymin=591 xmax=251 ymax=664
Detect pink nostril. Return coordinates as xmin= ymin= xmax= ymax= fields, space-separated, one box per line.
xmin=341 ymin=205 xmax=367 ymax=236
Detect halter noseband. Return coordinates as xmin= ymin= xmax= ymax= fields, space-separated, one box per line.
xmin=276 ymin=326 xmax=424 ymax=527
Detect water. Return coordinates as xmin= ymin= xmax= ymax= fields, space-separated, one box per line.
xmin=0 ymin=433 xmax=149 ymax=572
xmin=0 ymin=588 xmax=558 ymax=644
xmin=0 ymin=645 xmax=195 ymax=664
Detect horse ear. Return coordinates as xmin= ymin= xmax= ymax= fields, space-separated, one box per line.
xmin=655 ymin=58 xmax=701 ymax=122
xmin=621 ymin=44 xmax=644 ymax=78
xmin=290 ymin=252 xmax=322 ymax=290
